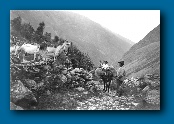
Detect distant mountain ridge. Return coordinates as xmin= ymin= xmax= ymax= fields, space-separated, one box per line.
xmin=121 ymin=24 xmax=160 ymax=77
xmin=10 ymin=10 xmax=133 ymax=66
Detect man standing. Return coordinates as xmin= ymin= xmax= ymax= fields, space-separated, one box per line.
xmin=116 ymin=61 xmax=126 ymax=96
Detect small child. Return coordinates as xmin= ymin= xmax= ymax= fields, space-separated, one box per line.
xmin=101 ymin=61 xmax=109 ymax=70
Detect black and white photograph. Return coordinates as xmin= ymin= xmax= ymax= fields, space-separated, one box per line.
xmin=10 ymin=10 xmax=160 ymax=110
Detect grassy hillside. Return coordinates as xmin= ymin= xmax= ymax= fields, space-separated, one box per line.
xmin=121 ymin=24 xmax=160 ymax=78
xmin=10 ymin=10 xmax=133 ymax=66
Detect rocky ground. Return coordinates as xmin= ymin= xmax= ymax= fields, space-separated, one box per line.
xmin=10 ymin=58 xmax=160 ymax=110
xmin=34 ymin=82 xmax=160 ymax=110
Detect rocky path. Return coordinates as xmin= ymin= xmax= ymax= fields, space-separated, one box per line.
xmin=76 ymin=92 xmax=136 ymax=110
xmin=36 ymin=82 xmax=160 ymax=110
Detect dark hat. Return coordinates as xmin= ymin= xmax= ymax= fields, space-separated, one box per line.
xmin=118 ymin=61 xmax=124 ymax=65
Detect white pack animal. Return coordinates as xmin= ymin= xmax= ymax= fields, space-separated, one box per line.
xmin=54 ymin=41 xmax=71 ymax=60
xmin=16 ymin=43 xmax=40 ymax=62
xmin=42 ymin=41 xmax=71 ymax=61
xmin=38 ymin=46 xmax=56 ymax=62
xmin=46 ymin=46 xmax=56 ymax=53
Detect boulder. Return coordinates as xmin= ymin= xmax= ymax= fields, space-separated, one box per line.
xmin=10 ymin=102 xmax=24 ymax=110
xmin=10 ymin=80 xmax=37 ymax=109
xmin=24 ymin=79 xmax=37 ymax=90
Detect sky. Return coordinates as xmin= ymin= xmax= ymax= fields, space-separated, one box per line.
xmin=66 ymin=10 xmax=160 ymax=43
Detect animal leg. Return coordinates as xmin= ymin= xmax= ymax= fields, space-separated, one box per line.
xmin=34 ymin=53 xmax=36 ymax=61
xmin=106 ymin=82 xmax=108 ymax=93
xmin=103 ymin=81 xmax=105 ymax=91
xmin=106 ymin=81 xmax=111 ymax=93
xmin=103 ymin=81 xmax=106 ymax=92
xmin=22 ymin=53 xmax=25 ymax=63
xmin=54 ymin=55 xmax=56 ymax=61
xmin=105 ymin=82 xmax=107 ymax=91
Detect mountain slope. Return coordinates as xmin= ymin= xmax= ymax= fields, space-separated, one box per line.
xmin=10 ymin=10 xmax=133 ymax=66
xmin=121 ymin=24 xmax=160 ymax=77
